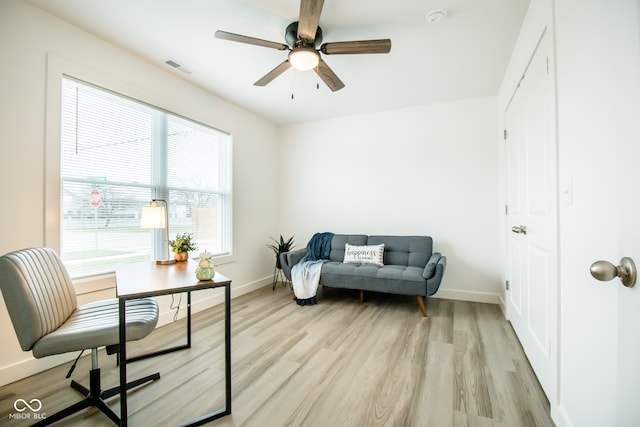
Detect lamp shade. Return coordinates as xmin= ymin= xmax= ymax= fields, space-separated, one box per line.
xmin=140 ymin=205 xmax=166 ymax=229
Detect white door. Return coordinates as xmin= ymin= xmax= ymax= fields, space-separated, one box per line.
xmin=574 ymin=23 xmax=640 ymax=425
xmin=554 ymin=1 xmax=640 ymax=424
xmin=504 ymin=30 xmax=557 ymax=401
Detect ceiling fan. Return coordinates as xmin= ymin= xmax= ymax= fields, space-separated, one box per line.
xmin=215 ymin=0 xmax=391 ymax=92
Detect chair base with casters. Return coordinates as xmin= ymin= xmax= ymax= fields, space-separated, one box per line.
xmin=0 ymin=247 xmax=161 ymax=427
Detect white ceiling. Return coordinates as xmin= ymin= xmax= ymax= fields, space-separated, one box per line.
xmin=27 ymin=0 xmax=530 ymax=125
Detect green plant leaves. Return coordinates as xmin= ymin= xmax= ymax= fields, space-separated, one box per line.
xmin=267 ymin=234 xmax=295 ymax=255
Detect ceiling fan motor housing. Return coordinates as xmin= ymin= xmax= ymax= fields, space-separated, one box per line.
xmin=285 ymin=21 xmax=323 ymax=48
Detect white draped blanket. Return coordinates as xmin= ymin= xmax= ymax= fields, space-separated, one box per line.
xmin=291 ymin=259 xmax=326 ymax=300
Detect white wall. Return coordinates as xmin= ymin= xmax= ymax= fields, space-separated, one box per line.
xmin=0 ymin=0 xmax=279 ymax=386
xmin=277 ymin=97 xmax=502 ymax=303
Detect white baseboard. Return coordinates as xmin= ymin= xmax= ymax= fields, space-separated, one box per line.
xmin=551 ymin=404 xmax=572 ymax=427
xmin=433 ymin=288 xmax=501 ymax=305
xmin=0 ymin=352 xmax=78 ymax=389
xmin=498 ymin=294 xmax=507 ymax=317
xmin=0 ymin=276 xmax=272 ymax=388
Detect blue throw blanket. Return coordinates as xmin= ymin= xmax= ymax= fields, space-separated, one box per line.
xmin=292 ymin=232 xmax=334 ymax=305
xmin=301 ymin=232 xmax=334 ymax=263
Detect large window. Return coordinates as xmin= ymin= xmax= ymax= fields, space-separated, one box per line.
xmin=60 ymin=77 xmax=231 ymax=278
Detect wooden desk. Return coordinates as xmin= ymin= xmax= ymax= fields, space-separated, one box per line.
xmin=116 ymin=260 xmax=232 ymax=426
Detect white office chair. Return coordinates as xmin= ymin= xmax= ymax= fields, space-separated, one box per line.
xmin=0 ymin=247 xmax=160 ymax=426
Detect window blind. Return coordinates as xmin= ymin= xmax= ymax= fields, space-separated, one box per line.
xmin=60 ymin=77 xmax=231 ymax=278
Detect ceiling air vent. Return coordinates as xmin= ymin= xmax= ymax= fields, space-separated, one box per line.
xmin=164 ymin=58 xmax=192 ymax=74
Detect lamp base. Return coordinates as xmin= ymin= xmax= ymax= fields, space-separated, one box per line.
xmin=155 ymin=259 xmax=177 ymax=265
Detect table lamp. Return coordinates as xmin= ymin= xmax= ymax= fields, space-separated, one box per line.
xmin=141 ymin=199 xmax=175 ymax=265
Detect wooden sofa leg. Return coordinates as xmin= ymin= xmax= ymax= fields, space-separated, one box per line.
xmin=416 ymin=296 xmax=427 ymax=317
xmin=360 ymin=290 xmax=365 ymax=303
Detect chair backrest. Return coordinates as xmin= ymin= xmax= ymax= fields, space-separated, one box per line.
xmin=0 ymin=247 xmax=77 ymax=351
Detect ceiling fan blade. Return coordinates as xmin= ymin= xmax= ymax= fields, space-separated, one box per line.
xmin=315 ymin=59 xmax=345 ymax=92
xmin=254 ymin=60 xmax=292 ymax=86
xmin=321 ymin=39 xmax=392 ymax=55
xmin=215 ymin=30 xmax=288 ymax=51
xmin=298 ymin=0 xmax=324 ymax=43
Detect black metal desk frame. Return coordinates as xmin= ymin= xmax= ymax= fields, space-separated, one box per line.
xmin=116 ymin=262 xmax=231 ymax=427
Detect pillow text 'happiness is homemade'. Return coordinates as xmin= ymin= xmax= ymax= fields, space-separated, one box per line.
xmin=343 ymin=243 xmax=384 ymax=266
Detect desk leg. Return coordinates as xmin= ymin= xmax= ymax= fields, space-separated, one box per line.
xmin=187 ymin=291 xmax=192 ymax=348
xmin=118 ymin=299 xmax=128 ymax=427
xmin=225 ymin=283 xmax=231 ymax=414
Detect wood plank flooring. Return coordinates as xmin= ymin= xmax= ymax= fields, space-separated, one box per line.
xmin=0 ymin=284 xmax=555 ymax=426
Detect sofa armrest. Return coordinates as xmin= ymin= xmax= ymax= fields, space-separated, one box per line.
xmin=422 ymin=252 xmax=442 ymax=279
xmin=279 ymin=248 xmax=307 ymax=281
xmin=426 ymin=256 xmax=446 ymax=296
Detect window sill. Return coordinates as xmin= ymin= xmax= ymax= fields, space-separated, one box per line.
xmin=73 ymin=273 xmax=115 ymax=296
xmin=213 ymin=254 xmax=236 ymax=266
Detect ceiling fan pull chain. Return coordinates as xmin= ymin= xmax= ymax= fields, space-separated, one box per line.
xmin=316 ymin=65 xmax=320 ymax=90
xmin=290 ymin=68 xmax=296 ymax=100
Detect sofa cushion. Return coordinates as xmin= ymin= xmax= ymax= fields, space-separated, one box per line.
xmin=322 ymin=263 xmax=425 ymax=283
xmin=320 ymin=263 xmax=428 ymax=296
xmin=343 ymin=243 xmax=385 ymax=266
xmin=323 ymin=262 xmax=379 ymax=278
xmin=328 ymin=235 xmax=368 ymax=262
xmin=367 ymin=236 xmax=432 ymax=267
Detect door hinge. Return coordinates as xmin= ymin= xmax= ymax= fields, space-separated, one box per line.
xmin=505 ymin=205 xmax=509 ymax=215
xmin=503 ymin=129 xmax=507 ymax=140
xmin=506 ymin=280 xmax=510 ymax=291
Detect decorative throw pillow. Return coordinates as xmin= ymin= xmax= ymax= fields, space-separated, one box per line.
xmin=343 ymin=243 xmax=385 ymax=266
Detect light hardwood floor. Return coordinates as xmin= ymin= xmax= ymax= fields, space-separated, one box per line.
xmin=0 ymin=284 xmax=555 ymax=427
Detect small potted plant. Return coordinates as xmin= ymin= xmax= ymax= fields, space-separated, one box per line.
xmin=267 ymin=235 xmax=295 ymax=269
xmin=169 ymin=232 xmax=197 ymax=262
xmin=267 ymin=235 xmax=294 ymax=290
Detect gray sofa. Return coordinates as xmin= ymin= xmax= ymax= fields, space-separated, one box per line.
xmin=279 ymin=234 xmax=446 ymax=316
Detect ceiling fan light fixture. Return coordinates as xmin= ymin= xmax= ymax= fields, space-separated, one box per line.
xmin=289 ymin=47 xmax=319 ymax=71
